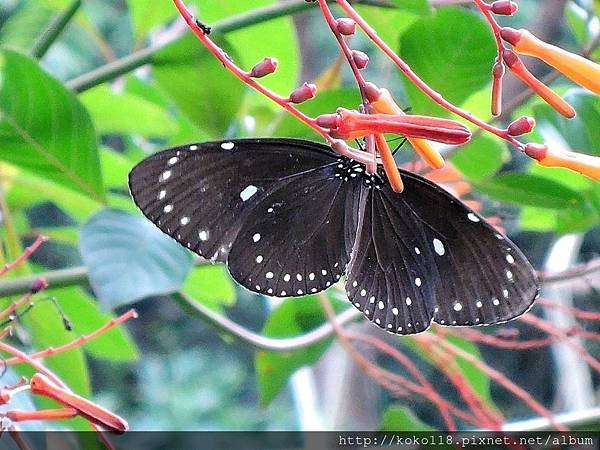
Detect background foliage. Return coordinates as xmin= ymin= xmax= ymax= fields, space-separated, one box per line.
xmin=0 ymin=0 xmax=598 ymax=432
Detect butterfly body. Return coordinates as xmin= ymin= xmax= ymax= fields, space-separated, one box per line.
xmin=129 ymin=138 xmax=539 ymax=335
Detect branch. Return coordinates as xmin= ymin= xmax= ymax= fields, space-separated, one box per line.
xmin=32 ymin=0 xmax=82 ymax=59
xmin=66 ymin=0 xmax=393 ymax=93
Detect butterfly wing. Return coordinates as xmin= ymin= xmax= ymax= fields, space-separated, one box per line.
xmin=129 ymin=138 xmax=362 ymax=297
xmin=345 ymin=170 xmax=539 ymax=335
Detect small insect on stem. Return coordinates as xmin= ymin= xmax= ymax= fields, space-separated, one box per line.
xmin=194 ymin=19 xmax=211 ymax=35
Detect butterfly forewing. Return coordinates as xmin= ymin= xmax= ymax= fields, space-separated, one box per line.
xmin=226 ymin=163 xmax=362 ymax=297
xmin=129 ymin=138 xmax=361 ymax=297
xmin=345 ymin=169 xmax=538 ymax=334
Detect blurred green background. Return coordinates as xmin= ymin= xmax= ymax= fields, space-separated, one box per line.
xmin=0 ymin=0 xmax=599 ymax=433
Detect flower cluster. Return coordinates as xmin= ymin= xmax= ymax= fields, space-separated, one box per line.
xmin=173 ymin=0 xmax=600 ymax=186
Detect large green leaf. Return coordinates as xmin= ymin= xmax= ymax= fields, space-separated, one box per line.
xmin=256 ymin=295 xmax=341 ymax=406
xmin=153 ymin=34 xmax=245 ymax=138
xmin=399 ymin=8 xmax=496 ymax=116
xmin=79 ymin=209 xmax=194 ymax=308
xmin=534 ymin=89 xmax=600 ymax=156
xmin=0 ymin=49 xmax=105 ymax=201
xmin=451 ymin=135 xmax=509 ymax=181
xmin=476 ymin=173 xmax=588 ymax=210
xmin=80 ymin=86 xmax=178 ymax=137
xmin=182 ymin=265 xmax=236 ymax=313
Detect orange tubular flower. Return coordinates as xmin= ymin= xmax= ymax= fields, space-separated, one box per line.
xmin=30 ymin=373 xmax=129 ymax=433
xmin=501 ymin=28 xmax=600 ymax=95
xmin=503 ymin=51 xmax=576 ymax=119
xmin=374 ymin=133 xmax=404 ymax=193
xmin=525 ymin=144 xmax=600 ymax=181
xmin=369 ymin=88 xmax=445 ymax=169
xmin=317 ymin=108 xmax=471 ymax=145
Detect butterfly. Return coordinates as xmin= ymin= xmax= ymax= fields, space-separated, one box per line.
xmin=128 ymin=138 xmax=539 ymax=335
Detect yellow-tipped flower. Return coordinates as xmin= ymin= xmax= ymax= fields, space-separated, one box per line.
xmin=525 ymin=143 xmax=600 ymax=181
xmin=501 ymin=27 xmax=600 ymax=95
xmin=369 ymin=88 xmax=445 ymax=169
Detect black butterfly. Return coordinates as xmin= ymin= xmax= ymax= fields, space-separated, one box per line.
xmin=128 ymin=138 xmax=539 ymax=335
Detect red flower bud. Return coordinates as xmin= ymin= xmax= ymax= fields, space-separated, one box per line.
xmin=507 ymin=116 xmax=535 ymax=136
xmin=336 ymin=18 xmax=356 ymax=35
xmin=491 ymin=1 xmax=518 ymax=15
xmin=363 ymin=82 xmax=383 ymax=102
xmin=500 ymin=27 xmax=523 ymax=46
xmin=351 ymin=50 xmax=369 ymax=69
xmin=250 ymin=57 xmax=278 ymax=78
xmin=491 ymin=61 xmax=505 ymax=116
xmin=289 ymin=82 xmax=317 ymax=103
xmin=524 ymin=143 xmax=548 ymax=160
xmin=30 ymin=277 xmax=48 ymax=294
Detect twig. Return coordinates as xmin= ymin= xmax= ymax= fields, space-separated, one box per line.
xmin=32 ymin=0 xmax=82 ymax=59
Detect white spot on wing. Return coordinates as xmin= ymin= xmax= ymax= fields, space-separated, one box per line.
xmin=253 ymin=233 xmax=261 ymax=243
xmin=256 ymin=255 xmax=263 ymax=263
xmin=199 ymin=230 xmax=209 ymax=241
xmin=240 ymin=185 xmax=258 ymax=201
xmin=163 ymin=204 xmax=173 ymax=213
xmin=493 ymin=298 xmax=500 ymax=306
xmin=405 ymin=297 xmax=412 ymax=306
xmin=190 ymin=145 xmax=198 ymax=150
xmin=506 ymin=254 xmax=515 ymax=264
xmin=433 ymin=239 xmax=445 ymax=256
xmin=414 ymin=247 xmax=421 ymax=255
xmin=378 ymin=301 xmax=384 ymax=310
xmin=160 ymin=170 xmax=172 ymax=182
xmin=266 ymin=272 xmax=274 ymax=279
xmin=180 ymin=217 xmax=190 ymax=225
xmin=221 ymin=142 xmax=235 ymax=150
xmin=506 ymin=270 xmax=513 ymax=280
xmin=415 ymin=278 xmax=422 ymax=287
xmin=392 ymin=308 xmax=399 ymax=316
xmin=284 ymin=274 xmax=291 ymax=282
xmin=158 ymin=190 xmax=166 ymax=200
xmin=453 ymin=302 xmax=463 ymax=312
xmin=467 ymin=213 xmax=480 ymax=222
xmin=168 ymin=157 xmax=178 ymax=165
xmin=476 ymin=301 xmax=483 ymax=308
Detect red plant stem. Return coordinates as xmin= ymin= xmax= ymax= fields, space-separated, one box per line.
xmin=316 ymin=0 xmax=378 ymax=174
xmin=5 ymin=309 xmax=138 ymax=366
xmin=0 ymin=292 xmax=34 ymax=322
xmin=6 ymin=408 xmax=78 ymax=422
xmin=0 ymin=236 xmax=47 ymax=277
xmin=346 ymin=331 xmax=457 ymax=430
xmin=447 ymin=328 xmax=555 ymax=350
xmin=171 ymin=0 xmax=374 ymax=166
xmin=415 ymin=334 xmax=504 ymax=429
xmin=418 ymin=333 xmax=568 ymax=431
xmin=520 ymin=314 xmax=600 ymax=375
xmin=473 ymin=0 xmax=506 ymax=66
xmin=334 ymin=0 xmax=525 ymax=151
xmin=537 ymin=298 xmax=600 ymax=321
xmin=0 ymin=341 xmax=65 ymax=388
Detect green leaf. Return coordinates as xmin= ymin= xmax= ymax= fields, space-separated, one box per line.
xmin=399 ymin=8 xmax=496 ymax=116
xmin=256 ymin=295 xmax=340 ymax=406
xmin=80 ymin=86 xmax=178 ymax=137
xmin=520 ymin=206 xmax=557 ymax=232
xmin=0 ymin=2 xmax=56 ymax=53
xmin=48 ymin=287 xmax=139 ymax=361
xmin=0 ymin=49 xmax=105 ymax=201
xmin=153 ymin=34 xmax=245 ymax=138
xmin=380 ymin=405 xmax=435 ymax=431
xmin=182 ymin=265 xmax=237 ymax=312
xmin=534 ymin=89 xmax=600 ymax=156
xmin=5 ymin=166 xmax=102 ymax=221
xmin=79 ymin=209 xmax=194 ymax=308
xmin=475 ymin=173 xmax=587 ymax=210
xmin=100 ymin=148 xmax=133 ymax=190
xmin=451 ymin=135 xmax=509 ymax=181
xmin=128 ymin=0 xmax=177 ymax=39
xmin=389 ymin=0 xmax=430 ymax=14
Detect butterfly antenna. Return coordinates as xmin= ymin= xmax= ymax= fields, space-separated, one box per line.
xmin=392 ymin=138 xmax=408 ymax=156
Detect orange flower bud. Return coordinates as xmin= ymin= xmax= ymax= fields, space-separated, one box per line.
xmin=525 ymin=143 xmax=600 ymax=181
xmin=502 ymin=27 xmax=600 ymax=95
xmin=491 ymin=61 xmax=504 ymax=116
xmin=503 ymin=51 xmax=576 ymax=119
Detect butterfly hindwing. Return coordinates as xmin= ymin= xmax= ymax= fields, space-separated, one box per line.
xmin=129 ymin=138 xmax=362 ymax=297
xmin=346 ymin=169 xmax=539 ymax=335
